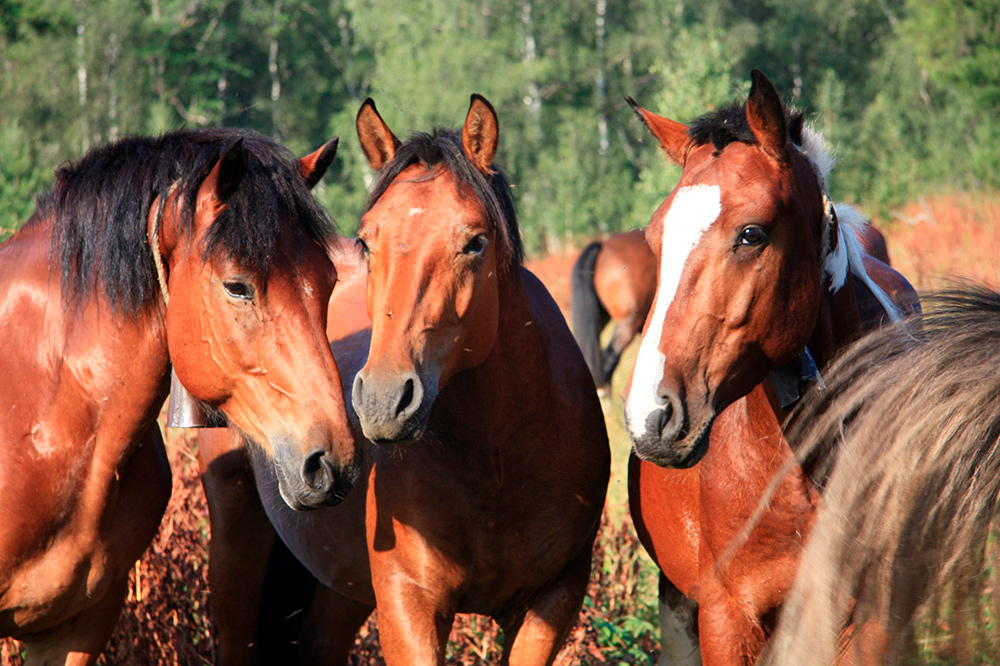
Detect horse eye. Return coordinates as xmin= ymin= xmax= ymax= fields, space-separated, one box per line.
xmin=738 ymin=226 xmax=767 ymax=247
xmin=356 ymin=237 xmax=370 ymax=255
xmin=223 ymin=280 xmax=255 ymax=300
xmin=463 ymin=234 xmax=488 ymax=255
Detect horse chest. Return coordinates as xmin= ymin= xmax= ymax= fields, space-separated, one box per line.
xmin=700 ymin=396 xmax=815 ymax=546
xmin=369 ymin=427 xmax=602 ymax=605
xmin=0 ymin=526 xmax=113 ymax=633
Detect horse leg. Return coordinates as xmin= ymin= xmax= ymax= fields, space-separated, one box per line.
xmin=373 ymin=581 xmax=455 ymax=666
xmin=290 ymin=586 xmax=374 ymax=665
xmin=22 ymin=578 xmax=129 ymax=666
xmin=199 ymin=429 xmax=277 ymax=666
xmin=696 ymin=584 xmax=765 ymax=666
xmin=600 ymin=314 xmax=643 ymax=388
xmin=657 ymin=574 xmax=701 ymax=666
xmin=500 ymin=545 xmax=592 ymax=666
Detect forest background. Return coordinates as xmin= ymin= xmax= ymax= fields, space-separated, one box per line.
xmin=3 ymin=0 xmax=999 ymax=248
xmin=3 ymin=1 xmax=1000 ymax=662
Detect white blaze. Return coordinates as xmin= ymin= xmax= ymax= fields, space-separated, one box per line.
xmin=625 ymin=184 xmax=722 ymax=440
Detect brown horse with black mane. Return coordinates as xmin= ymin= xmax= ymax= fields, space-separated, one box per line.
xmin=213 ymin=94 xmax=609 ymax=666
xmin=762 ymin=285 xmax=1000 ymax=665
xmin=571 ymin=229 xmax=656 ymax=394
xmin=622 ymin=70 xmax=918 ymax=666
xmin=0 ymin=129 xmax=359 ymax=664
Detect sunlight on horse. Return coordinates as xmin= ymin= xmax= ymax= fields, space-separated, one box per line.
xmin=0 ymin=129 xmax=357 ymax=665
xmin=622 ymin=70 xmax=918 ymax=666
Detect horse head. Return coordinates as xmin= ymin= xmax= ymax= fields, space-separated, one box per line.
xmin=154 ymin=134 xmax=361 ymax=510
xmin=351 ymin=95 xmax=520 ymax=444
xmin=623 ymin=70 xmax=834 ymax=468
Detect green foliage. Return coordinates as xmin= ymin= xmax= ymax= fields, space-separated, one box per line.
xmin=2 ymin=0 xmax=999 ymax=242
xmin=0 ymin=119 xmax=50 ymax=238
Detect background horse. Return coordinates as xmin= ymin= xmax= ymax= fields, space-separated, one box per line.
xmin=0 ymin=129 xmax=358 ymax=665
xmin=622 ymin=70 xmax=918 ymax=666
xmin=231 ymin=94 xmax=610 ymax=666
xmin=760 ymin=285 xmax=1000 ymax=666
xmin=571 ymin=228 xmax=655 ymax=394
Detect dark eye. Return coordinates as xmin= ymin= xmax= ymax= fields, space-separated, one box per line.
xmin=738 ymin=225 xmax=767 ymax=247
xmin=223 ymin=280 xmax=255 ymax=301
xmin=462 ymin=234 xmax=488 ymax=256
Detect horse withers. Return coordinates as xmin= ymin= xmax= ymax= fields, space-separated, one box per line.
xmin=622 ymin=70 xmax=918 ymax=666
xmin=0 ymin=130 xmax=359 ymax=665
xmin=571 ymin=229 xmax=656 ymax=394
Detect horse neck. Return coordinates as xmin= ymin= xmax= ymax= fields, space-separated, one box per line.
xmin=432 ymin=267 xmax=544 ymax=441
xmin=719 ymin=260 xmax=865 ymax=483
xmin=807 ymin=273 xmax=865 ymax=371
xmin=24 ymin=219 xmax=171 ymax=449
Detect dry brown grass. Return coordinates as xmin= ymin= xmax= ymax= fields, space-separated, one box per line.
xmin=884 ymin=192 xmax=1000 ymax=289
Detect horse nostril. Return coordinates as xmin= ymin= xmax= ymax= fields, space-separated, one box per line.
xmin=301 ymin=448 xmax=333 ymax=492
xmin=395 ymin=378 xmax=414 ymax=418
xmin=394 ymin=375 xmax=423 ymax=420
xmin=652 ymin=387 xmax=684 ymax=442
xmin=352 ymin=373 xmax=365 ymax=405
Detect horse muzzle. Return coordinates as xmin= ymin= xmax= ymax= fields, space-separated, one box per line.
xmin=351 ymin=368 xmax=435 ymax=444
xmin=627 ymin=389 xmax=714 ymax=468
xmin=273 ymin=441 xmax=362 ymax=511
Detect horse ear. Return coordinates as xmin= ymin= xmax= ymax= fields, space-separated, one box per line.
xmin=626 ymin=96 xmax=690 ymax=165
xmin=356 ymin=99 xmax=400 ymax=171
xmin=746 ymin=69 xmax=788 ymax=162
xmin=298 ymin=137 xmax=339 ymax=189
xmin=462 ymin=94 xmax=499 ymax=174
xmin=205 ymin=138 xmax=247 ymax=203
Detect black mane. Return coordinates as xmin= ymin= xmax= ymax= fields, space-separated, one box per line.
xmin=29 ymin=128 xmax=334 ymax=316
xmin=687 ymin=103 xmax=806 ymax=154
xmin=363 ymin=129 xmax=524 ymax=272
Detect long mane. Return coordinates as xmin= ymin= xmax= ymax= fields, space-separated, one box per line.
xmin=29 ymin=128 xmax=334 ymax=316
xmin=363 ymin=129 xmax=524 ymax=273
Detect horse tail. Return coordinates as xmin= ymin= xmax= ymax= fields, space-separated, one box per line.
xmin=571 ymin=240 xmax=611 ymax=387
xmin=762 ymin=284 xmax=1000 ymax=666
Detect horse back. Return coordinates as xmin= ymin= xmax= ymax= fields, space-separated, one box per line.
xmin=592 ymin=229 xmax=656 ymax=322
xmin=857 ymin=255 xmax=920 ymax=329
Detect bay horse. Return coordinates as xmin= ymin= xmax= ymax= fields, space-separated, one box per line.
xmin=225 ymin=94 xmax=609 ymax=666
xmin=571 ymin=228 xmax=656 ymax=394
xmin=622 ymin=70 xmax=918 ymax=666
xmin=761 ymin=285 xmax=1000 ymax=666
xmin=0 ymin=129 xmax=360 ymax=665
xmin=197 ymin=234 xmax=372 ymax=665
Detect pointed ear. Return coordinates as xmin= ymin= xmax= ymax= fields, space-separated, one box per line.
xmin=626 ymin=96 xmax=691 ymax=165
xmin=298 ymin=137 xmax=339 ymax=189
xmin=746 ymin=69 xmax=787 ymax=161
xmin=462 ymin=94 xmax=499 ymax=174
xmin=204 ymin=138 xmax=246 ymax=203
xmin=356 ymin=99 xmax=400 ymax=171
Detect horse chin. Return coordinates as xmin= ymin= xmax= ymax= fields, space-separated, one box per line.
xmin=365 ymin=406 xmax=433 ymax=447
